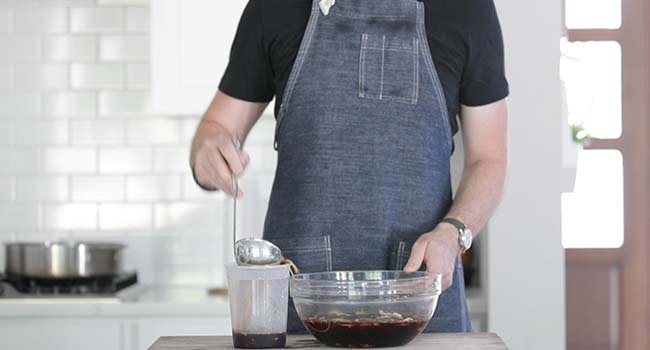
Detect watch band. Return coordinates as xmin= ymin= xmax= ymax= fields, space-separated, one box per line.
xmin=440 ymin=217 xmax=466 ymax=231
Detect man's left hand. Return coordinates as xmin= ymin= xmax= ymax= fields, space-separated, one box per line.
xmin=403 ymin=223 xmax=461 ymax=291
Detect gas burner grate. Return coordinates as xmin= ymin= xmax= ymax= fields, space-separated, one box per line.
xmin=2 ymin=272 xmax=137 ymax=295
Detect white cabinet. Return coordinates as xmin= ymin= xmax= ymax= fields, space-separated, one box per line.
xmin=0 ymin=317 xmax=231 ymax=350
xmin=133 ymin=317 xmax=230 ymax=350
xmin=0 ymin=319 xmax=123 ymax=350
xmin=151 ymin=0 xmax=248 ymax=114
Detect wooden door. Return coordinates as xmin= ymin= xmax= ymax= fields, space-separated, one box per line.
xmin=564 ymin=0 xmax=650 ymax=349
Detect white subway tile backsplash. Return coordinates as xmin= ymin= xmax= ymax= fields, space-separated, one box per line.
xmin=153 ymin=146 xmax=190 ymax=173
xmin=98 ymin=0 xmax=149 ymax=5
xmin=0 ymin=2 xmax=276 ymax=281
xmin=99 ymin=91 xmax=151 ymax=115
xmin=182 ymin=175 xmax=222 ymax=200
xmin=180 ymin=119 xmax=199 ymax=143
xmin=71 ymin=176 xmax=124 ymax=201
xmin=0 ymin=149 xmax=41 ymax=174
xmin=99 ymin=35 xmax=149 ymax=62
xmin=71 ymin=63 xmax=123 ymax=89
xmin=0 ymin=177 xmax=13 ymax=201
xmin=126 ymin=7 xmax=149 ymax=32
xmin=154 ymin=202 xmax=222 ymax=229
xmin=44 ymin=92 xmax=96 ymax=117
xmin=71 ymin=119 xmax=125 ymax=145
xmin=15 ymin=176 xmax=68 ymax=202
xmin=0 ymin=204 xmax=40 ymax=230
xmin=0 ymin=66 xmax=12 ymax=90
xmin=0 ymin=37 xmax=41 ymax=63
xmin=99 ymin=147 xmax=152 ymax=173
xmin=126 ymin=63 xmax=149 ymax=89
xmin=0 ymin=92 xmax=41 ymax=117
xmin=126 ymin=175 xmax=181 ymax=201
xmin=246 ymin=118 xmax=276 ymax=145
xmin=41 ymin=1 xmax=97 ymax=6
xmin=0 ymin=122 xmax=12 ymax=145
xmin=127 ymin=118 xmax=179 ymax=144
xmin=70 ymin=8 xmax=123 ymax=33
xmin=43 ymin=36 xmax=97 ymax=62
xmin=14 ymin=64 xmax=69 ymax=90
xmin=14 ymin=121 xmax=68 ymax=145
xmin=246 ymin=145 xmax=278 ymax=173
xmin=1 ymin=0 xmax=40 ymax=5
xmin=43 ymin=148 xmax=96 ymax=173
xmin=99 ymin=203 xmax=152 ymax=230
xmin=13 ymin=8 xmax=67 ymax=34
xmin=0 ymin=10 xmax=10 ymax=34
xmin=44 ymin=203 xmax=97 ymax=230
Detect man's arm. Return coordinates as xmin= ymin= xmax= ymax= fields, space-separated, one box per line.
xmin=404 ymin=99 xmax=508 ymax=290
xmin=190 ymin=91 xmax=268 ymax=196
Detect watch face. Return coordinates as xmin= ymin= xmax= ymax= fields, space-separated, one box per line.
xmin=461 ymin=229 xmax=473 ymax=249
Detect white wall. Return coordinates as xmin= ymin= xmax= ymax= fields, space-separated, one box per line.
xmin=0 ymin=0 xmax=277 ymax=287
xmin=489 ymin=0 xmax=566 ymax=349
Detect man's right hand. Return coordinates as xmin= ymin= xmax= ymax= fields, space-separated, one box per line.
xmin=191 ymin=120 xmax=250 ymax=197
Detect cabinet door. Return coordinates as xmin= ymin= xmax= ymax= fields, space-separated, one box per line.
xmin=0 ymin=319 xmax=123 ymax=350
xmin=135 ymin=317 xmax=230 ymax=349
xmin=151 ymin=0 xmax=248 ymax=114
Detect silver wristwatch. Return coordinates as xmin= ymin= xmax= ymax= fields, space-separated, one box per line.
xmin=441 ymin=217 xmax=473 ymax=254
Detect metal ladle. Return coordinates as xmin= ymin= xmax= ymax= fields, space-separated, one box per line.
xmin=234 ymin=238 xmax=284 ymax=266
xmin=230 ymin=136 xmax=286 ymax=267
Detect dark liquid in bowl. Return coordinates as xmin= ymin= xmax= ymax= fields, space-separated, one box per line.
xmin=232 ymin=332 xmax=286 ymax=349
xmin=303 ymin=319 xmax=429 ymax=348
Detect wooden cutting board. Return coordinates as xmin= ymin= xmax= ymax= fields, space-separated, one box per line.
xmin=148 ymin=333 xmax=508 ymax=350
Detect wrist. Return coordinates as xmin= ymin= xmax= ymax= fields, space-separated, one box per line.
xmin=433 ymin=223 xmax=462 ymax=255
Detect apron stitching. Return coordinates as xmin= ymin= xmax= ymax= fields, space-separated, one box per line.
xmin=359 ymin=33 xmax=367 ymax=98
xmin=379 ymin=35 xmax=386 ymax=100
xmin=329 ymin=12 xmax=411 ymax=21
xmin=364 ymin=47 xmax=413 ymax=52
xmin=274 ymin=2 xmax=320 ymax=150
xmin=396 ymin=241 xmax=406 ymax=270
xmin=285 ymin=10 xmax=319 ymax=111
xmin=413 ymin=38 xmax=419 ymax=104
xmin=361 ymin=95 xmax=415 ymax=103
xmin=416 ymin=2 xmax=452 ymax=152
xmin=324 ymin=235 xmax=333 ymax=271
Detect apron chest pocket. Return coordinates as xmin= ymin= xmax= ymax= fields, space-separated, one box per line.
xmin=267 ymin=235 xmax=333 ymax=273
xmin=359 ymin=33 xmax=419 ymax=105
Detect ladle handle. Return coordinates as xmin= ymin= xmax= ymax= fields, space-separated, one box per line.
xmin=232 ymin=135 xmax=241 ymax=256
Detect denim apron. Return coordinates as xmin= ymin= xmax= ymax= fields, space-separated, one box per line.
xmin=263 ymin=0 xmax=472 ymax=333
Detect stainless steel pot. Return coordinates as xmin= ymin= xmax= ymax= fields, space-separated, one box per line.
xmin=5 ymin=242 xmax=125 ymax=278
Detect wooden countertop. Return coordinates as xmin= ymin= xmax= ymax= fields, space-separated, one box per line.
xmin=148 ymin=333 xmax=508 ymax=350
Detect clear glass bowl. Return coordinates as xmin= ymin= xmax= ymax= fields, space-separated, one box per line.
xmin=291 ymin=271 xmax=441 ymax=348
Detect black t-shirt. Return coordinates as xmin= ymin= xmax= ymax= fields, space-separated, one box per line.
xmin=219 ymin=0 xmax=509 ymax=135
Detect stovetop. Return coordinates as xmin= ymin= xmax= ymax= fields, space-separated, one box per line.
xmin=0 ymin=272 xmax=138 ymax=300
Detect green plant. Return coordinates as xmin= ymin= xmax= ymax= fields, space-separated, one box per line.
xmin=571 ymin=124 xmax=591 ymax=145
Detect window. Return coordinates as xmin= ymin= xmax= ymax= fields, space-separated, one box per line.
xmin=565 ymin=0 xmax=621 ymax=29
xmin=560 ymin=39 xmax=621 ymax=139
xmin=562 ymin=150 xmax=624 ymax=248
xmin=561 ymin=1 xmax=624 ymax=249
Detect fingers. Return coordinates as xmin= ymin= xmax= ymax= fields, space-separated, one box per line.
xmin=193 ymin=135 xmax=249 ymax=197
xmin=423 ymin=253 xmax=454 ymax=291
xmin=404 ymin=234 xmax=455 ymax=291
xmin=195 ymin=160 xmax=219 ymax=190
xmin=240 ymin=151 xmax=250 ymax=168
xmin=218 ymin=135 xmax=245 ymax=176
xmin=208 ymin=150 xmax=236 ymax=196
xmin=426 ymin=261 xmax=453 ymax=291
xmin=404 ymin=238 xmax=428 ymax=272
